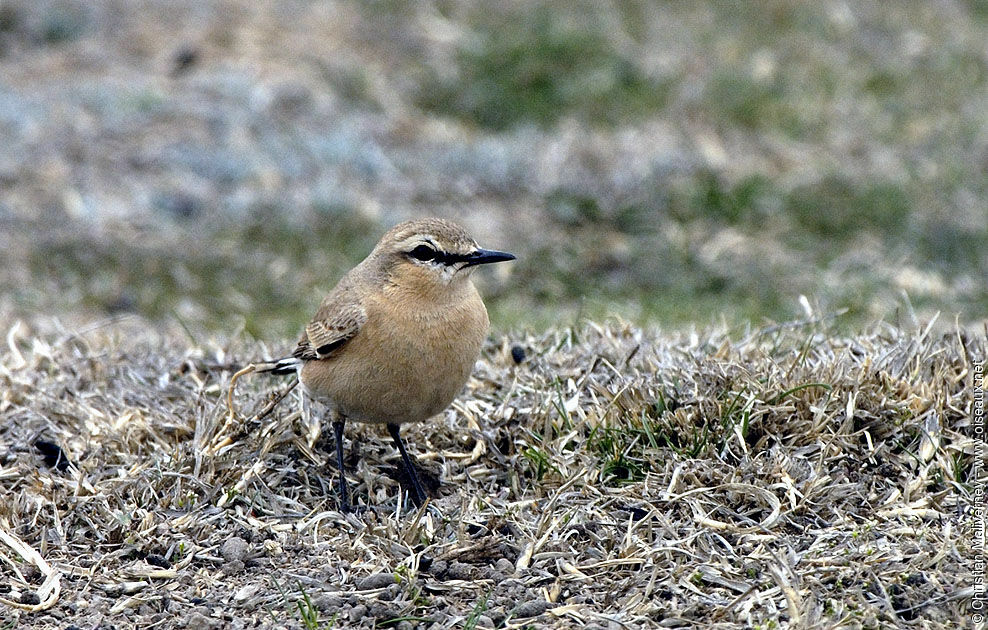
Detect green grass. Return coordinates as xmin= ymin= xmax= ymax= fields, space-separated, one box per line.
xmin=269 ymin=579 xmax=337 ymax=630
xmin=784 ymin=176 xmax=912 ymax=242
xmin=5 ymin=2 xmax=986 ymax=337
xmin=17 ymin=179 xmax=986 ymax=340
xmin=41 ymin=5 xmax=87 ymax=43
xmin=25 ymin=205 xmax=380 ymax=340
xmin=461 ymin=590 xmax=491 ymax=630
xmin=415 ymin=3 xmax=670 ymax=130
xmin=704 ymin=69 xmax=801 ymax=133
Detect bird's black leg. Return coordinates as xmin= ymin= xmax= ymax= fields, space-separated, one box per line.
xmin=332 ymin=419 xmax=351 ymax=512
xmin=387 ymin=423 xmax=427 ymax=507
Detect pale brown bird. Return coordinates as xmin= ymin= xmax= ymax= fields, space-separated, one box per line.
xmin=251 ymin=218 xmax=515 ymax=510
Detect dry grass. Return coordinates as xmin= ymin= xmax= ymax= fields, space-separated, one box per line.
xmin=0 ymin=314 xmax=983 ymax=629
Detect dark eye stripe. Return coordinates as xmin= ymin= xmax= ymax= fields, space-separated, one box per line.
xmin=408 ymin=244 xmax=471 ymax=266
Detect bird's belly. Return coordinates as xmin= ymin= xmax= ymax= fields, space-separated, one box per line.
xmin=300 ymin=304 xmax=487 ymax=424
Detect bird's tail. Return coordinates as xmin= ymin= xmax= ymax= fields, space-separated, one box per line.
xmin=250 ymin=356 xmax=302 ymax=375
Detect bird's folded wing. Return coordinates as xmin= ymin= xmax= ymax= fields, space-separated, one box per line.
xmin=293 ymin=301 xmax=366 ymax=361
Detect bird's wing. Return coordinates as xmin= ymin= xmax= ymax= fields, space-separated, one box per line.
xmin=292 ymin=296 xmax=366 ymax=361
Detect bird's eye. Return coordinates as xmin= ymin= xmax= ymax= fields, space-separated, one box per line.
xmin=409 ymin=244 xmax=436 ymax=261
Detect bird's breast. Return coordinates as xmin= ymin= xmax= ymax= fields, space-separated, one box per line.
xmin=300 ymin=283 xmax=489 ymax=424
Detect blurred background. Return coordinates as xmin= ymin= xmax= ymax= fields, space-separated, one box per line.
xmin=0 ymin=0 xmax=985 ymax=340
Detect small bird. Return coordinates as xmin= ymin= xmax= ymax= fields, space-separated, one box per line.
xmin=249 ymin=218 xmax=514 ymax=511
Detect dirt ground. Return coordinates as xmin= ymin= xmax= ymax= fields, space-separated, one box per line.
xmin=0 ymin=316 xmax=983 ymax=628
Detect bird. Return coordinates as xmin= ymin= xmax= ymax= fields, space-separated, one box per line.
xmin=243 ymin=217 xmax=515 ymax=511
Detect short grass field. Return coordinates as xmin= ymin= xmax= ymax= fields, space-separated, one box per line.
xmin=0 ymin=0 xmax=986 ymax=628
xmin=0 ymin=316 xmax=982 ymax=628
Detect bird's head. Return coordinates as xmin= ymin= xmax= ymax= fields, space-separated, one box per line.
xmin=372 ymin=218 xmax=515 ymax=292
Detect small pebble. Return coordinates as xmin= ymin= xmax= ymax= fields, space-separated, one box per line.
xmin=187 ymin=612 xmax=218 ymax=629
xmin=19 ymin=591 xmax=40 ymax=605
xmin=221 ymin=560 xmax=244 ymax=574
xmin=368 ymin=602 xmax=399 ymax=619
xmin=477 ymin=566 xmax=497 ymax=580
xmin=313 ymin=593 xmax=345 ymax=611
xmin=512 ymin=599 xmax=548 ymax=618
xmin=349 ymin=604 xmax=368 ymax=622
xmin=356 ymin=572 xmax=395 ymax=590
xmin=220 ymin=537 xmax=248 ymax=563
xmin=234 ymin=583 xmax=261 ymax=602
xmin=379 ymin=584 xmax=401 ymax=601
xmin=445 ymin=561 xmax=474 ymax=580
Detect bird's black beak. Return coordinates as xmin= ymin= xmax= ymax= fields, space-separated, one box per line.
xmin=463 ymin=248 xmax=516 ymax=267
